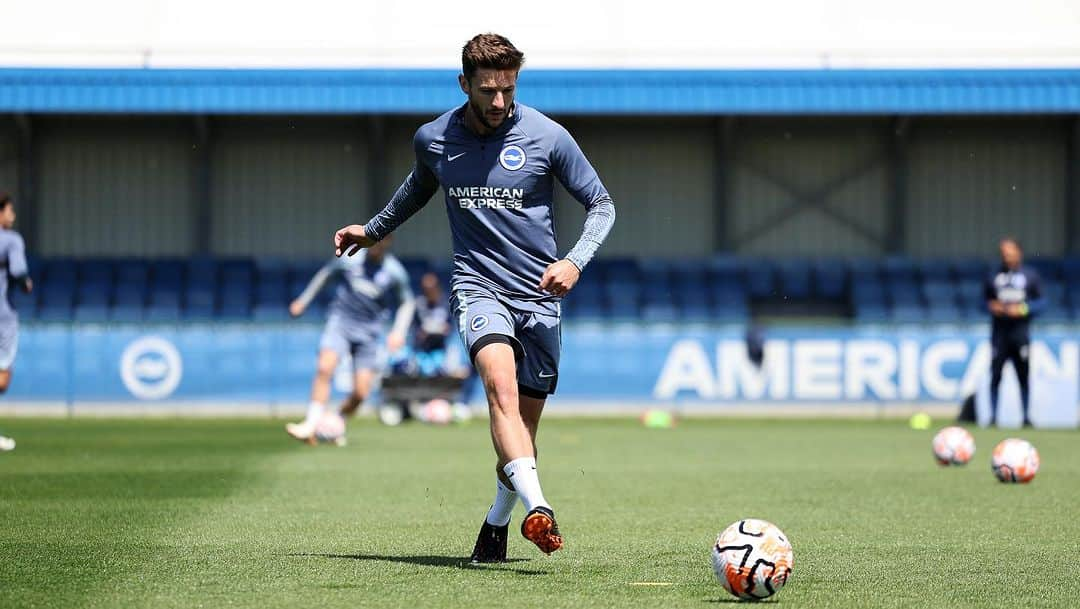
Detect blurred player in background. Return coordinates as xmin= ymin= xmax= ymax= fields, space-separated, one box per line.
xmin=285 ymin=236 xmax=414 ymax=444
xmin=333 ymin=33 xmax=615 ymax=560
xmin=985 ymin=237 xmax=1043 ymax=427
xmin=0 ymin=193 xmax=32 ymax=452
xmin=413 ymin=272 xmax=452 ymax=376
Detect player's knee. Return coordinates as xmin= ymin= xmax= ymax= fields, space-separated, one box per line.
xmin=0 ymin=377 xmax=9 ymax=393
xmin=483 ymin=374 xmax=518 ymax=412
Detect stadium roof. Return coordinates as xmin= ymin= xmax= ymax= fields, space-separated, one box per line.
xmin=1 ymin=68 xmax=1079 ymax=115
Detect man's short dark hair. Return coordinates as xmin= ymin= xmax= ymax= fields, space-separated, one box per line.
xmin=0 ymin=193 xmax=11 ymax=211
xmin=461 ymin=33 xmax=524 ymax=82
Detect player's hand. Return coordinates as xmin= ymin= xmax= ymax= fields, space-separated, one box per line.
xmin=288 ymin=300 xmax=305 ymax=318
xmin=988 ymin=300 xmax=1005 ymax=316
xmin=1005 ymin=303 xmax=1025 ymax=318
xmin=334 ymin=224 xmax=376 ymax=257
xmin=386 ymin=332 xmax=406 ymax=353
xmin=22 ymin=278 xmax=32 ymax=294
xmin=538 ymin=259 xmax=581 ymax=297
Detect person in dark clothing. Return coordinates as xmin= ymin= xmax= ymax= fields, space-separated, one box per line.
xmin=984 ymin=237 xmax=1044 ymax=427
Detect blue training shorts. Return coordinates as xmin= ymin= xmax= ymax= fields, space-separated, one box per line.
xmin=450 ymin=288 xmax=561 ymax=397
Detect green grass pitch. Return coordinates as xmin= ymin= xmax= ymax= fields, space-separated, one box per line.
xmin=1 ymin=417 xmax=1078 ymax=608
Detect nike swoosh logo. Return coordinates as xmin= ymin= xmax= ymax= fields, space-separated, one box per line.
xmin=448 ymin=152 xmax=467 ymax=161
xmin=538 ymin=372 xmax=556 ymax=378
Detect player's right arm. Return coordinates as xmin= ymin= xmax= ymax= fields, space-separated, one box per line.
xmin=289 ymin=260 xmax=342 ymax=317
xmin=335 ymin=130 xmax=439 ymax=257
xmin=984 ymin=273 xmax=1003 ymax=316
xmin=8 ymin=233 xmax=31 ymax=293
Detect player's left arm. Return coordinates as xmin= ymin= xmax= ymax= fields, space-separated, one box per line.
xmin=1017 ymin=269 xmax=1045 ymax=317
xmin=387 ymin=262 xmax=416 ymax=352
xmin=8 ymin=234 xmax=31 ymax=293
xmin=540 ymin=126 xmax=616 ymax=296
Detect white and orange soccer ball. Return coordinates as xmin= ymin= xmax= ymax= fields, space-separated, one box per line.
xmin=712 ymin=519 xmax=793 ymax=600
xmin=932 ymin=426 xmax=975 ymax=465
xmin=991 ymin=438 xmax=1040 ymax=483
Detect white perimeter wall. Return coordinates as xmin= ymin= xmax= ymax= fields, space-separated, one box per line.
xmin=2 ymin=0 xmax=1079 ymax=69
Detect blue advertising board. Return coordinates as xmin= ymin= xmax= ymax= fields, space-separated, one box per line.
xmin=5 ymin=323 xmax=1078 ymax=406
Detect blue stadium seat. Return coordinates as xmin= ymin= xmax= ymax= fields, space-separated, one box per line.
xmin=812 ymin=260 xmax=847 ymax=300
xmin=880 ymin=256 xmax=918 ymax=283
xmin=851 ymin=281 xmax=886 ymax=306
xmin=713 ymin=299 xmax=749 ymax=324
xmin=144 ymin=303 xmax=181 ymax=322
xmin=925 ymin=303 xmax=963 ymax=323
xmin=744 ymin=260 xmax=776 ymax=299
xmin=109 ymin=304 xmax=144 ymax=323
xmin=255 ymin=273 xmax=288 ymax=305
xmin=115 ymin=259 xmax=150 ymax=285
xmin=1061 ymin=257 xmax=1080 ymax=282
xmin=253 ymin=303 xmax=289 ymax=321
xmin=152 ymin=259 xmax=185 ymax=287
xmin=42 ymin=259 xmax=77 ymax=287
xmin=887 ymin=279 xmax=923 ymax=307
xmin=114 ymin=283 xmax=145 ymax=307
xmin=916 ymin=259 xmax=953 ymax=282
xmin=776 ymin=260 xmax=812 ymax=300
xmin=186 ymin=257 xmax=219 ymax=285
xmin=1027 ymin=257 xmax=1061 ymax=282
xmin=952 ymin=259 xmax=990 ymax=282
xmin=73 ymin=304 xmax=109 ymax=322
xmin=853 ymin=302 xmax=889 ymax=323
xmin=605 ymin=283 xmax=640 ymax=319
xmin=922 ymin=280 xmax=958 ymax=307
xmin=890 ymin=304 xmax=927 ymax=323
xmin=219 ymin=284 xmax=253 ymax=319
xmin=220 ymin=258 xmax=255 ymax=285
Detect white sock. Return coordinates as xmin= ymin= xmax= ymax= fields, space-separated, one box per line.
xmin=485 ymin=479 xmax=518 ymax=526
xmin=502 ymin=457 xmax=550 ymax=513
xmin=303 ymin=401 xmax=325 ymax=425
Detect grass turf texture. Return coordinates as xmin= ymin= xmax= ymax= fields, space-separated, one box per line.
xmin=1 ymin=417 xmax=1078 ymax=608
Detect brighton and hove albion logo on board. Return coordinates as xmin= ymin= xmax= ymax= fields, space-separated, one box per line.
xmin=499 ymin=145 xmax=526 ymax=171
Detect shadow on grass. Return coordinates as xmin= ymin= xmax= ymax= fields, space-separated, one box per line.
xmin=287 ymin=552 xmax=547 ymax=576
xmin=704 ymin=598 xmax=778 ymax=603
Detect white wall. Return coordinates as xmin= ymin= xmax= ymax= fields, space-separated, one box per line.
xmin=2 ymin=0 xmax=1079 ymax=69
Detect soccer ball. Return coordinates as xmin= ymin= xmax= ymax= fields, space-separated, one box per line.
xmin=932 ymin=426 xmax=975 ymax=465
xmin=712 ymin=519 xmax=793 ymax=600
xmin=420 ymin=399 xmax=453 ymax=425
xmin=313 ymin=412 xmax=346 ymax=445
xmin=991 ymin=438 xmax=1040 ymax=483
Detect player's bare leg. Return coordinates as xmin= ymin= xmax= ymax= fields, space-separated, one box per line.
xmin=286 ymin=348 xmax=339 ymax=441
xmin=472 ymin=342 xmax=561 ymax=557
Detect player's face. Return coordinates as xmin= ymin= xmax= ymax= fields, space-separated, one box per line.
xmin=0 ymin=204 xmax=15 ymax=229
xmin=1000 ymin=240 xmax=1022 ymax=269
xmin=459 ymin=69 xmax=518 ymax=133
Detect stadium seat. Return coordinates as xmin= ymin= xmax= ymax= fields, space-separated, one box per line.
xmin=109 ymin=303 xmax=144 ymax=322
xmin=253 ymin=303 xmax=289 ymax=322
xmin=886 ymin=279 xmax=923 ymax=307
xmin=1027 ymin=257 xmax=1061 ymax=282
xmin=811 ymin=260 xmax=847 ymax=300
xmin=880 ymin=256 xmax=918 ymax=283
xmin=744 ymin=260 xmax=776 ymax=300
xmin=925 ymin=303 xmax=963 ymax=323
xmin=916 ymin=259 xmax=953 ymax=282
xmin=921 ymin=280 xmax=958 ymax=308
xmin=605 ymin=283 xmax=640 ymax=319
xmin=776 ymin=259 xmax=812 ymax=300
xmin=890 ymin=304 xmax=927 ymax=323
xmin=952 ymin=259 xmax=990 ymax=282
xmin=853 ymin=302 xmax=889 ymax=323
